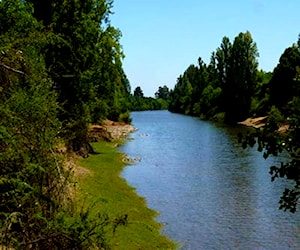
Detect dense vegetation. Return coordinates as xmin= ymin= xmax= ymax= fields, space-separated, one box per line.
xmin=168 ymin=31 xmax=300 ymax=212
xmin=0 ymin=0 xmax=299 ymax=247
xmin=168 ymin=31 xmax=300 ymax=123
xmin=0 ymin=0 xmax=136 ymax=248
xmin=169 ymin=31 xmax=259 ymax=122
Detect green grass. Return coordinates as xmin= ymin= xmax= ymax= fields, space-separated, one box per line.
xmin=77 ymin=141 xmax=176 ymax=249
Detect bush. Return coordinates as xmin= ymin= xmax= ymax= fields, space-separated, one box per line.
xmin=118 ymin=111 xmax=132 ymax=124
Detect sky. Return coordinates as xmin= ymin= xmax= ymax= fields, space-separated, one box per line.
xmin=111 ymin=0 xmax=300 ymax=97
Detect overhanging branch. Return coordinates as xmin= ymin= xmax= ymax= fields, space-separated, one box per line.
xmin=0 ymin=62 xmax=25 ymax=75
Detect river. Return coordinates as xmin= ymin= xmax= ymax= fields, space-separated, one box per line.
xmin=119 ymin=110 xmax=300 ymax=249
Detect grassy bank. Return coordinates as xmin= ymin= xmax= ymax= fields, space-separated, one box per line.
xmin=76 ymin=141 xmax=176 ymax=249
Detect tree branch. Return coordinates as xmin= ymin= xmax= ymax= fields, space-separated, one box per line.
xmin=0 ymin=62 xmax=25 ymax=75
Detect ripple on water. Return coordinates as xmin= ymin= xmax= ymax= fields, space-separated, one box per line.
xmin=120 ymin=111 xmax=300 ymax=250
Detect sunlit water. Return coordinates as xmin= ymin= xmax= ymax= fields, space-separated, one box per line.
xmin=120 ymin=110 xmax=300 ymax=249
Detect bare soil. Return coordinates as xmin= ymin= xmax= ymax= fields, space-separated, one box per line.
xmin=238 ymin=116 xmax=268 ymax=129
xmin=88 ymin=120 xmax=136 ymax=142
xmin=239 ymin=116 xmax=289 ymax=133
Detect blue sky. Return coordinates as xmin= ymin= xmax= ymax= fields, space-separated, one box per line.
xmin=111 ymin=0 xmax=300 ymax=97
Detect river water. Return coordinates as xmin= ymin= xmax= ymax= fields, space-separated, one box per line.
xmin=119 ymin=110 xmax=300 ymax=249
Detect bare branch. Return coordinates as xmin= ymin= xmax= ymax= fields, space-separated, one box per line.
xmin=0 ymin=62 xmax=25 ymax=75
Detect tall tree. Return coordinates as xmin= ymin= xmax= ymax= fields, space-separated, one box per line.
xmin=155 ymin=85 xmax=170 ymax=100
xmin=241 ymin=36 xmax=300 ymax=212
xmin=0 ymin=1 xmax=130 ymax=247
xmin=133 ymin=86 xmax=144 ymax=98
xmin=224 ymin=31 xmax=259 ymax=123
xmin=26 ymin=0 xmax=129 ymax=153
xmin=168 ymin=75 xmax=184 ymax=113
xmin=269 ymin=44 xmax=300 ymax=109
xmin=0 ymin=1 xmax=67 ymax=246
xmin=215 ymin=37 xmax=232 ymax=89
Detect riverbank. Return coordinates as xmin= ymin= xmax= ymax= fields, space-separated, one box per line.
xmin=88 ymin=120 xmax=136 ymax=142
xmin=74 ymin=123 xmax=176 ymax=249
xmin=238 ymin=116 xmax=289 ymax=132
xmin=238 ymin=116 xmax=268 ymax=129
xmin=119 ymin=110 xmax=300 ymax=249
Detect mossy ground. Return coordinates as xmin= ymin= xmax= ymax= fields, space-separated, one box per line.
xmin=77 ymin=141 xmax=176 ymax=249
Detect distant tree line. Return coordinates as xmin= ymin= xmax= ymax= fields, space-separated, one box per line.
xmin=128 ymin=85 xmax=169 ymax=111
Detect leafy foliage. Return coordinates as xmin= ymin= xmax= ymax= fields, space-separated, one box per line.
xmin=0 ymin=20 xmax=68 ymax=246
xmin=133 ymin=86 xmax=144 ymax=98
xmin=129 ymin=86 xmax=169 ymax=111
xmin=26 ymin=0 xmax=131 ymax=154
xmin=239 ymin=38 xmax=300 ymax=212
xmin=224 ymin=31 xmax=259 ymax=122
xmin=155 ymin=85 xmax=170 ymax=100
xmin=169 ymin=31 xmax=300 ymax=212
xmin=241 ymin=100 xmax=300 ymax=212
xmin=269 ymin=45 xmax=300 ymax=109
xmin=169 ymin=31 xmax=259 ymax=122
xmin=0 ymin=0 xmax=132 ymax=248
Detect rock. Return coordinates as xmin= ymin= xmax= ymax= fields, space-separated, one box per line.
xmin=122 ymin=155 xmax=141 ymax=164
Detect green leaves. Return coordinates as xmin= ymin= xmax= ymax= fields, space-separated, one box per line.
xmin=0 ymin=0 xmax=38 ymax=36
xmin=27 ymin=0 xmax=131 ymax=151
xmin=169 ymin=31 xmax=259 ymax=122
xmin=0 ymin=0 xmax=133 ymax=248
xmin=169 ymin=30 xmax=300 ymax=212
xmin=155 ymin=85 xmax=170 ymax=100
xmin=269 ymin=44 xmax=300 ymax=109
xmin=223 ymin=31 xmax=259 ymax=122
xmin=240 ymin=95 xmax=300 ymax=212
xmin=133 ymin=86 xmax=144 ymax=98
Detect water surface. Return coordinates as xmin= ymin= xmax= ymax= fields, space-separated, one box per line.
xmin=120 ymin=110 xmax=300 ymax=249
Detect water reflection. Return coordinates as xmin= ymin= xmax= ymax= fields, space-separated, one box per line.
xmin=120 ymin=111 xmax=300 ymax=249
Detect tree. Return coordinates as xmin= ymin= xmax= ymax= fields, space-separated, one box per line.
xmin=224 ymin=31 xmax=259 ymax=123
xmin=133 ymin=86 xmax=144 ymax=98
xmin=250 ymin=69 xmax=272 ymax=116
xmin=168 ymin=76 xmax=183 ymax=113
xmin=0 ymin=0 xmax=130 ymax=248
xmin=241 ymin=99 xmax=300 ymax=212
xmin=155 ymin=85 xmax=170 ymax=100
xmin=129 ymin=86 xmax=170 ymax=111
xmin=168 ymin=61 xmax=210 ymax=116
xmin=214 ymin=36 xmax=232 ymax=111
xmin=199 ymin=84 xmax=222 ymax=118
xmin=168 ymin=29 xmax=300 ymax=212
xmin=215 ymin=36 xmax=232 ymax=89
xmin=242 ymin=37 xmax=300 ymax=212
xmin=269 ymin=45 xmax=300 ymax=109
xmin=169 ymin=32 xmax=259 ymax=122
xmin=0 ymin=1 xmax=68 ymax=246
xmin=26 ymin=0 xmax=130 ymax=153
